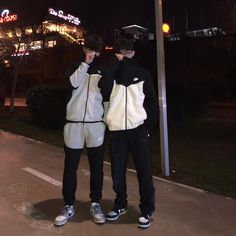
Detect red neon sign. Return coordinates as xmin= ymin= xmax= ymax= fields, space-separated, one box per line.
xmin=0 ymin=9 xmax=17 ymax=24
xmin=0 ymin=14 xmax=17 ymax=23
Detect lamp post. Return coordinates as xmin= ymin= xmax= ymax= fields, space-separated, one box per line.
xmin=155 ymin=0 xmax=170 ymax=176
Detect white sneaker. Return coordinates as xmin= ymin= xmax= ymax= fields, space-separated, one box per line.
xmin=90 ymin=202 xmax=105 ymax=224
xmin=54 ymin=205 xmax=75 ymax=226
xmin=138 ymin=215 xmax=152 ymax=229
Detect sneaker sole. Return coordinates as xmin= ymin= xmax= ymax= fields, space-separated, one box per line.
xmin=94 ymin=219 xmax=106 ymax=224
xmin=54 ymin=220 xmax=67 ymax=227
xmin=138 ymin=222 xmax=151 ymax=229
xmin=54 ymin=212 xmax=75 ymax=227
xmin=105 ymin=209 xmax=127 ymax=221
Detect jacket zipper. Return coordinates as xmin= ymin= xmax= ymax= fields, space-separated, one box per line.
xmin=83 ymin=75 xmax=91 ymax=122
xmin=125 ymin=86 xmax=127 ymax=129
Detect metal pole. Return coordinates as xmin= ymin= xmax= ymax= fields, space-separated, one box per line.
xmin=185 ymin=11 xmax=189 ymax=31
xmin=172 ymin=16 xmax=175 ymax=34
xmin=154 ymin=0 xmax=170 ymax=176
xmin=201 ymin=8 xmax=204 ymax=29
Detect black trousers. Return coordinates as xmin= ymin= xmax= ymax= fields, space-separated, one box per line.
xmin=62 ymin=144 xmax=104 ymax=205
xmin=109 ymin=124 xmax=155 ymax=216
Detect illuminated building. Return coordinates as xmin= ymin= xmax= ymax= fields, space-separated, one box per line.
xmin=116 ymin=24 xmax=153 ymax=44
xmin=0 ymin=7 xmax=85 ymax=56
xmin=166 ymin=27 xmax=226 ymax=42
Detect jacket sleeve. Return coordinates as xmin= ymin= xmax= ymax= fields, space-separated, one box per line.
xmin=143 ymin=71 xmax=159 ymax=129
xmin=68 ymin=62 xmax=89 ymax=89
xmin=98 ymin=55 xmax=121 ymax=102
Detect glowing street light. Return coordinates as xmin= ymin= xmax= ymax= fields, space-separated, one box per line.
xmin=162 ymin=23 xmax=170 ymax=34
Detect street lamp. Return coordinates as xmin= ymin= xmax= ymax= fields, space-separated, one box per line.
xmin=155 ymin=0 xmax=170 ymax=176
xmin=162 ymin=23 xmax=170 ymax=34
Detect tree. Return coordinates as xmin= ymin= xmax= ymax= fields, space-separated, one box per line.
xmin=218 ymin=0 xmax=236 ymax=33
xmin=0 ymin=1 xmax=48 ymax=112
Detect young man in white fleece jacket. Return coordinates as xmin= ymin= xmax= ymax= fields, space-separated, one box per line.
xmin=54 ymin=35 xmax=106 ymax=226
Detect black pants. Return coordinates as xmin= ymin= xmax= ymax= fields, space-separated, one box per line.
xmin=62 ymin=145 xmax=104 ymax=205
xmin=109 ymin=124 xmax=155 ymax=216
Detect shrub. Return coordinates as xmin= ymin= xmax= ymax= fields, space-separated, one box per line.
xmin=26 ymin=86 xmax=71 ymax=129
xmin=0 ymin=82 xmax=6 ymax=109
xmin=167 ymin=84 xmax=208 ymax=124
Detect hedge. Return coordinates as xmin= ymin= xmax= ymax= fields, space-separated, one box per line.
xmin=26 ymin=86 xmax=71 ymax=129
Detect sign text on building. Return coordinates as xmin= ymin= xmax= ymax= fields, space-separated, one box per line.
xmin=0 ymin=9 xmax=17 ymax=24
xmin=48 ymin=8 xmax=80 ymax=26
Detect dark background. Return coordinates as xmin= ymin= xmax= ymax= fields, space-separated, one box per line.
xmin=1 ymin=0 xmax=236 ymax=38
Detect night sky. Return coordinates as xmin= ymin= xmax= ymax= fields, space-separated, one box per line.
xmin=1 ymin=0 xmax=235 ymax=36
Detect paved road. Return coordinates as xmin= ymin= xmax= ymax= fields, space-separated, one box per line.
xmin=0 ymin=130 xmax=236 ymax=236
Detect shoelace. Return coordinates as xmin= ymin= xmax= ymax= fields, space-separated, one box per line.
xmin=63 ymin=206 xmax=73 ymax=217
xmin=93 ymin=204 xmax=102 ymax=215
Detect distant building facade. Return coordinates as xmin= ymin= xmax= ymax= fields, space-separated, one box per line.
xmin=0 ymin=7 xmax=85 ymax=57
xmin=115 ymin=24 xmax=154 ymax=44
xmin=167 ymin=27 xmax=226 ymax=42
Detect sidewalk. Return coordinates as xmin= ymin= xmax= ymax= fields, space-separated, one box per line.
xmin=0 ymin=130 xmax=235 ymax=236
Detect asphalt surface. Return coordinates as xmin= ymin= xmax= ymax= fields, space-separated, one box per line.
xmin=0 ymin=130 xmax=235 ymax=236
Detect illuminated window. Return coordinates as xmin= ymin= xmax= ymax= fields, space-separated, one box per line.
xmin=15 ymin=28 xmax=22 ymax=37
xmin=30 ymin=41 xmax=43 ymax=50
xmin=25 ymin=27 xmax=33 ymax=35
xmin=14 ymin=43 xmax=28 ymax=54
xmin=6 ymin=30 xmax=14 ymax=38
xmin=36 ymin=27 xmax=42 ymax=34
xmin=43 ymin=22 xmax=58 ymax=33
xmin=42 ymin=20 xmax=84 ymax=44
xmin=47 ymin=40 xmax=57 ymax=48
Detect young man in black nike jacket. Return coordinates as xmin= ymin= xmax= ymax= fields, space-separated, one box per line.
xmin=100 ymin=36 xmax=158 ymax=229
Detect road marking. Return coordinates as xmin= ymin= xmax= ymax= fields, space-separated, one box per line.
xmin=23 ymin=167 xmax=62 ymax=187
xmin=21 ymin=156 xmax=205 ymax=195
xmin=81 ymin=168 xmax=112 ymax=183
xmin=81 ymin=168 xmax=90 ymax=176
xmin=8 ymin=183 xmax=28 ymax=199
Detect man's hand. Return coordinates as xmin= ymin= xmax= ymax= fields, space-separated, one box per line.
xmin=124 ymin=50 xmax=135 ymax=59
xmin=85 ymin=51 xmax=96 ymax=64
xmin=115 ymin=53 xmax=125 ymax=61
xmin=115 ymin=50 xmax=135 ymax=60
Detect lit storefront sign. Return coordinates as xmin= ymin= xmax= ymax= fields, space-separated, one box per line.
xmin=48 ymin=8 xmax=80 ymax=26
xmin=0 ymin=9 xmax=17 ymax=24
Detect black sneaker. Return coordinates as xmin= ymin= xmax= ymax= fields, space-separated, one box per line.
xmin=105 ymin=207 xmax=127 ymax=221
xmin=138 ymin=215 xmax=152 ymax=229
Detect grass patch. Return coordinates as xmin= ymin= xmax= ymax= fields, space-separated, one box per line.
xmin=1 ymin=107 xmax=235 ymax=198
xmin=161 ymin=122 xmax=236 ymax=198
xmin=0 ymin=107 xmax=63 ymax=147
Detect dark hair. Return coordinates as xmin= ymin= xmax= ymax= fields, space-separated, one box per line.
xmin=115 ymin=34 xmax=134 ymax=52
xmin=84 ymin=34 xmax=103 ymax=52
